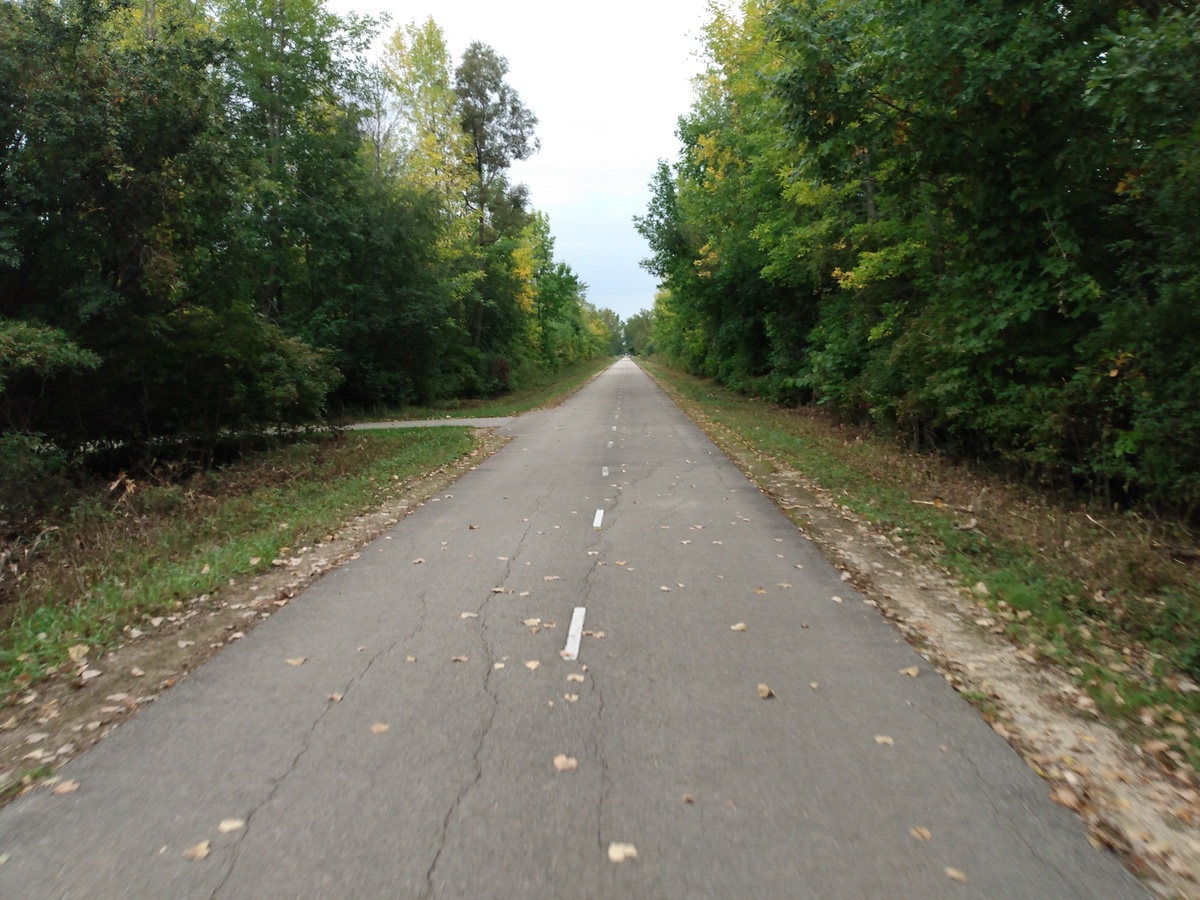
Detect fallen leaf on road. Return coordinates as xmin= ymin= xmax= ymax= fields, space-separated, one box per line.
xmin=900 ymin=666 xmax=920 ymax=677
xmin=460 ymin=612 xmax=479 ymax=619
xmin=831 ymin=596 xmax=843 ymax=603
xmin=412 ymin=558 xmax=425 ymax=565
xmin=757 ymin=683 xmax=776 ymax=699
xmin=582 ymin=630 xmax=605 ymax=639
xmin=731 ymin=623 xmax=748 ymax=632
xmin=406 ymin=655 xmax=416 ymax=663
xmin=553 ymin=753 xmax=578 ymax=772
xmin=608 ymin=842 xmax=637 ymax=863
xmin=840 ymin=571 xmax=851 ymax=582
xmin=712 ymin=541 xmax=722 ymax=545
xmin=660 ymin=586 xmax=671 ymax=592
xmin=1050 ymin=786 xmax=1082 ymax=811
xmin=491 ymin=587 xmax=509 ymax=594
xmin=564 ymin=693 xmax=579 ymax=702
xmin=182 ymin=841 xmax=210 ymax=861
xmin=544 ymin=575 xmax=560 ymax=582
xmin=525 ymin=660 xmax=540 ymax=670
xmin=615 ymin=560 xmax=628 ymax=566
xmin=328 ymin=693 xmax=343 ymax=702
xmin=79 ymin=668 xmax=102 ymax=682
xmin=945 ymin=867 xmax=968 ymax=883
xmin=286 ymin=658 xmax=306 ymax=667
xmin=682 ymin=795 xmax=695 ymax=804
xmin=754 ymin=588 xmax=766 ymax=595
xmin=680 ymin=540 xmax=691 ymax=545
xmin=178 ymin=640 xmax=194 ymax=649
xmin=810 ymin=682 xmax=820 ymax=690
xmin=370 ymin=723 xmax=389 ymax=735
xmin=149 ymin=617 xmax=164 ymax=627
xmin=469 ymin=524 xmax=479 ymax=530
xmin=910 ymin=826 xmax=932 ymax=841
xmin=451 ymin=655 xmax=468 ymax=663
xmin=68 ymin=644 xmax=89 ymax=664
xmin=218 ymin=819 xmax=245 ymax=834
xmin=874 ymin=735 xmax=895 ymax=746
xmin=567 ymin=673 xmax=585 ymax=683
xmin=52 ymin=780 xmax=80 ymax=795
xmin=130 ymin=667 xmax=145 ymax=677
xmin=493 ymin=662 xmax=505 ymax=670
xmin=778 ymin=583 xmax=792 ymax=589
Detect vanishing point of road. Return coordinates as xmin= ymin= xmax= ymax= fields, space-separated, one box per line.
xmin=0 ymin=359 xmax=1146 ymax=898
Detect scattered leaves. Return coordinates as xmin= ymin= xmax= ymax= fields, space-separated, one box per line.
xmin=660 ymin=586 xmax=671 ymax=592
xmin=493 ymin=662 xmax=505 ymax=670
xmin=753 ymin=588 xmax=767 ymax=595
xmin=757 ymin=683 xmax=776 ymax=699
xmin=451 ymin=655 xmax=469 ymax=663
xmin=52 ymin=780 xmax=80 ymax=795
xmin=406 ymin=655 xmax=416 ymax=663
xmin=218 ymin=819 xmax=245 ymax=834
xmin=944 ymin=867 xmax=968 ymax=884
xmin=285 ymin=658 xmax=306 ymax=667
xmin=412 ymin=558 xmax=425 ymax=565
xmin=564 ymin=693 xmax=579 ymax=703
xmin=731 ymin=623 xmax=748 ymax=632
xmin=874 ymin=735 xmax=895 ymax=746
xmin=68 ymin=644 xmax=89 ymax=664
xmin=567 ymin=673 xmax=585 ymax=683
xmin=899 ymin=666 xmax=920 ymax=677
xmin=810 ymin=682 xmax=820 ymax=690
xmin=525 ymin=660 xmax=540 ymax=671
xmin=182 ymin=840 xmax=211 ymax=861
xmin=910 ymin=826 xmax=932 ymax=841
xmin=553 ymin=753 xmax=578 ymax=773
xmin=831 ymin=596 xmax=843 ymax=603
xmin=607 ymin=842 xmax=638 ymax=863
xmin=370 ymin=723 xmax=389 ymax=735
xmin=328 ymin=693 xmax=343 ymax=703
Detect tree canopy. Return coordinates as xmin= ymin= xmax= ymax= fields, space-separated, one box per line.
xmin=637 ymin=0 xmax=1200 ymax=518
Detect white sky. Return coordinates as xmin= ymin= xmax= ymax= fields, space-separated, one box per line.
xmin=327 ymin=0 xmax=711 ymax=322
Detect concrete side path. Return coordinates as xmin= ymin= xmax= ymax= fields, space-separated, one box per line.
xmin=345 ymin=417 xmax=515 ymax=430
xmin=0 ymin=359 xmax=1146 ymax=898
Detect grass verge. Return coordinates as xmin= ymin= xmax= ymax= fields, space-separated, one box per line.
xmin=344 ymin=356 xmax=613 ymax=422
xmin=643 ymin=359 xmax=1200 ymax=772
xmin=0 ymin=428 xmax=477 ymax=697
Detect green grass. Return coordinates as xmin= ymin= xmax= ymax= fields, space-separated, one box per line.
xmin=345 ymin=357 xmax=613 ymax=422
xmin=0 ymin=428 xmax=477 ymax=696
xmin=643 ymin=359 xmax=1200 ymax=769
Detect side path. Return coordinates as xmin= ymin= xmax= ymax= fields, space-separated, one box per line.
xmin=0 ymin=359 xmax=1146 ymax=898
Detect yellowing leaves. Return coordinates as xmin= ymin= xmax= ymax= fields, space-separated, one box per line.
xmin=757 ymin=683 xmax=776 ymax=699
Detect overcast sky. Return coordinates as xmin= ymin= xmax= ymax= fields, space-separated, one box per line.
xmin=326 ymin=0 xmax=711 ymax=323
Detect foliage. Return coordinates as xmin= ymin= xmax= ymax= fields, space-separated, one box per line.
xmin=637 ymin=0 xmax=1200 ymax=518
xmin=0 ymin=1 xmax=613 ymax=541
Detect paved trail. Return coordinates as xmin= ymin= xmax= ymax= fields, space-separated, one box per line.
xmin=0 ymin=359 xmax=1145 ymax=898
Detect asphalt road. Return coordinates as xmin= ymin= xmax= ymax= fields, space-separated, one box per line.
xmin=0 ymin=358 xmax=1147 ymax=898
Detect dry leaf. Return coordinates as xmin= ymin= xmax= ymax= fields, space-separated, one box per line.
xmin=910 ymin=826 xmax=932 ymax=841
xmin=543 ymin=575 xmax=560 ymax=582
xmin=68 ymin=644 xmax=89 ymax=664
xmin=944 ymin=867 xmax=968 ymax=883
xmin=682 ymin=794 xmax=695 ymax=804
xmin=553 ymin=753 xmax=578 ymax=772
xmin=491 ymin=587 xmax=508 ymax=594
xmin=52 ymin=780 xmax=80 ymax=795
xmin=285 ymin=657 xmax=306 ymax=667
xmin=615 ymin=560 xmax=627 ymax=566
xmin=218 ymin=819 xmax=245 ymax=834
xmin=177 ymin=640 xmax=194 ymax=649
xmin=660 ymin=586 xmax=671 ymax=592
xmin=469 ymin=524 xmax=479 ymax=530
xmin=564 ymin=693 xmax=579 ymax=703
xmin=831 ymin=596 xmax=843 ymax=603
xmin=608 ymin=842 xmax=637 ymax=863
xmin=130 ymin=667 xmax=145 ymax=677
xmin=493 ymin=662 xmax=505 ymax=670
xmin=412 ymin=558 xmax=425 ymax=565
xmin=519 ymin=591 xmax=531 ymax=597
xmin=460 ymin=612 xmax=479 ymax=619
xmin=328 ymin=693 xmax=343 ymax=703
xmin=810 ymin=682 xmax=820 ymax=690
xmin=405 ymin=655 xmax=416 ymax=663
xmin=525 ymin=660 xmax=540 ymax=671
xmin=370 ymin=723 xmax=389 ymax=735
xmin=757 ymin=683 xmax=776 ymax=699
xmin=874 ymin=735 xmax=895 ymax=746
xmin=567 ymin=673 xmax=585 ymax=683
xmin=899 ymin=666 xmax=920 ymax=677
xmin=182 ymin=840 xmax=211 ymax=861
xmin=1050 ymin=786 xmax=1081 ymax=811
xmin=731 ymin=623 xmax=748 ymax=632
xmin=79 ymin=669 xmax=102 ymax=682
xmin=451 ymin=655 xmax=469 ymax=663
xmin=754 ymin=587 xmax=767 ymax=595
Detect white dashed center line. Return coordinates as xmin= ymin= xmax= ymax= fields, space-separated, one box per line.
xmin=562 ymin=606 xmax=586 ymax=662
xmin=592 ymin=509 xmax=604 ymax=529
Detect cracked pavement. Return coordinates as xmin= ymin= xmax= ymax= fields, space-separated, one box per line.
xmin=0 ymin=359 xmax=1147 ymax=898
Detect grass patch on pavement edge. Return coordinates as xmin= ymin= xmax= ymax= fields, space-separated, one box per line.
xmin=643 ymin=359 xmax=1200 ymax=772
xmin=0 ymin=428 xmax=476 ymax=697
